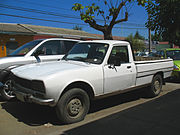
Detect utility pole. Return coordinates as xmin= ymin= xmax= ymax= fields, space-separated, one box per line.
xmin=148 ymin=28 xmax=151 ymax=53
xmin=148 ymin=0 xmax=151 ymax=53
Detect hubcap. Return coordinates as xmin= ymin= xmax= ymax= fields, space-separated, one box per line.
xmin=3 ymin=80 xmax=15 ymax=98
xmin=67 ymin=98 xmax=82 ymax=117
xmin=154 ymin=80 xmax=161 ymax=92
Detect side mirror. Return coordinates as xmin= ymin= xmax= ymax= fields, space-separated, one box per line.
xmin=33 ymin=50 xmax=44 ymax=63
xmin=33 ymin=50 xmax=44 ymax=57
xmin=108 ymin=57 xmax=121 ymax=67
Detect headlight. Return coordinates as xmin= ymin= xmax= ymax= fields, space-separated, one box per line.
xmin=32 ymin=80 xmax=45 ymax=93
xmin=173 ymin=65 xmax=179 ymax=70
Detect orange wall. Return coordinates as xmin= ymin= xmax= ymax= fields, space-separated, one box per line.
xmin=0 ymin=34 xmax=33 ymax=57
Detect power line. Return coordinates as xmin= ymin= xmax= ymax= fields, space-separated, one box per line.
xmin=0 ymin=3 xmax=146 ymax=27
xmin=0 ymin=4 xmax=81 ymax=20
xmin=12 ymin=0 xmax=71 ymax=11
xmin=0 ymin=13 xmax=87 ymax=26
xmin=0 ymin=13 xmax=147 ymax=30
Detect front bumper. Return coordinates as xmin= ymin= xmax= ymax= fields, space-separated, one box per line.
xmin=13 ymin=84 xmax=55 ymax=106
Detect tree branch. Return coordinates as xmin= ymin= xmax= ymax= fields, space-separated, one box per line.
xmin=109 ymin=0 xmax=128 ymax=29
xmin=115 ymin=12 xmax=128 ymax=24
xmin=85 ymin=19 xmax=105 ymax=32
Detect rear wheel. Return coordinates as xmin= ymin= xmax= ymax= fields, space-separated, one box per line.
xmin=56 ymin=88 xmax=90 ymax=124
xmin=0 ymin=78 xmax=15 ymax=100
xmin=147 ymin=74 xmax=163 ymax=97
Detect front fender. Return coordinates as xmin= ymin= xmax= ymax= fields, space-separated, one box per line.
xmin=0 ymin=70 xmax=10 ymax=82
xmin=0 ymin=65 xmax=21 ymax=82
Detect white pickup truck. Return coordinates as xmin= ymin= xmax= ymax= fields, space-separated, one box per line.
xmin=0 ymin=38 xmax=79 ymax=100
xmin=6 ymin=40 xmax=173 ymax=124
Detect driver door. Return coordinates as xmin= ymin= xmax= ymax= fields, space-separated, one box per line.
xmin=104 ymin=45 xmax=136 ymax=94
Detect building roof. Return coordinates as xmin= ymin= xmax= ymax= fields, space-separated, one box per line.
xmin=0 ymin=23 xmax=33 ymax=34
xmin=159 ymin=42 xmax=169 ymax=45
xmin=0 ymin=23 xmax=101 ymax=39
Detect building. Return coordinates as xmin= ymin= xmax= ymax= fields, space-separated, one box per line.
xmin=0 ymin=23 xmax=101 ymax=57
xmin=155 ymin=42 xmax=179 ymax=51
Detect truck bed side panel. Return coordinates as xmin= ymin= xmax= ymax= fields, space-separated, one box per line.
xmin=135 ymin=59 xmax=173 ymax=86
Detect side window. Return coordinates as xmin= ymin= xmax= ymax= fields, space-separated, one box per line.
xmin=64 ymin=41 xmax=77 ymax=53
xmin=35 ymin=40 xmax=65 ymax=55
xmin=108 ymin=46 xmax=129 ymax=64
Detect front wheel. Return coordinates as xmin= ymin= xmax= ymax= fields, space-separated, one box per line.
xmin=0 ymin=78 xmax=15 ymax=100
xmin=56 ymin=88 xmax=90 ymax=124
xmin=147 ymin=74 xmax=163 ymax=97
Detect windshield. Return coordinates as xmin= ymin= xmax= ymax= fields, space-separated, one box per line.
xmin=63 ymin=43 xmax=109 ymax=64
xmin=166 ymin=50 xmax=180 ymax=60
xmin=9 ymin=40 xmax=43 ymax=56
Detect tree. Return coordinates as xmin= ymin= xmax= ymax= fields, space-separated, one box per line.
xmin=72 ymin=0 xmax=149 ymax=40
xmin=134 ymin=31 xmax=145 ymax=40
xmin=146 ymin=0 xmax=180 ymax=46
xmin=126 ymin=33 xmax=145 ymax=51
xmin=73 ymin=25 xmax=83 ymax=31
xmin=151 ymin=32 xmax=162 ymax=42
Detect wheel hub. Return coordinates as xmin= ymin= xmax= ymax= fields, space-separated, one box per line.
xmin=154 ymin=80 xmax=160 ymax=91
xmin=67 ymin=98 xmax=82 ymax=116
xmin=3 ymin=80 xmax=14 ymax=98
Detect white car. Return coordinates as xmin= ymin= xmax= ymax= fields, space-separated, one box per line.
xmin=0 ymin=38 xmax=79 ymax=100
xmin=10 ymin=40 xmax=173 ymax=124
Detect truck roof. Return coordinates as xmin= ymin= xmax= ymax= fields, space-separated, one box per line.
xmin=79 ymin=40 xmax=129 ymax=45
xmin=35 ymin=38 xmax=80 ymax=42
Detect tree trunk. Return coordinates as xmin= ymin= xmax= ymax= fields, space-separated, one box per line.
xmin=103 ymin=30 xmax=113 ymax=40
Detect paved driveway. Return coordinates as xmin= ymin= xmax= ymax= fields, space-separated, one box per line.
xmin=0 ymin=82 xmax=180 ymax=135
xmin=64 ymin=88 xmax=180 ymax=135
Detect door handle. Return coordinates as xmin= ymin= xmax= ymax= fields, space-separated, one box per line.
xmin=127 ymin=66 xmax=131 ymax=69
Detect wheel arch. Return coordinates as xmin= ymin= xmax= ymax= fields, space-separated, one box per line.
xmin=154 ymin=71 xmax=165 ymax=85
xmin=60 ymin=81 xmax=95 ymax=100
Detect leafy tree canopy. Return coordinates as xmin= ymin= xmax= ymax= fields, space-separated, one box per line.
xmin=126 ymin=33 xmax=146 ymax=51
xmin=72 ymin=0 xmax=149 ymax=40
xmin=146 ymin=0 xmax=180 ymax=46
xmin=134 ymin=31 xmax=145 ymax=40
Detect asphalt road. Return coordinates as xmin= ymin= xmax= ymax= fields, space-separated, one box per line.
xmin=0 ymin=82 xmax=180 ymax=135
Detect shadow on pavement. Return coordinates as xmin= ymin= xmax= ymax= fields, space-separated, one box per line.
xmin=1 ymin=101 xmax=61 ymax=126
xmin=166 ymin=78 xmax=180 ymax=84
xmin=63 ymin=89 xmax=180 ymax=135
xmin=89 ymin=88 xmax=147 ymax=113
xmin=1 ymin=88 xmax=147 ymax=126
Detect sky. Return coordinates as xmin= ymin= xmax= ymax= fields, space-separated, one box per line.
xmin=0 ymin=0 xmax=149 ymax=39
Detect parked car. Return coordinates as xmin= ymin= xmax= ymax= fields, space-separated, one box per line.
xmin=157 ymin=48 xmax=180 ymax=79
xmin=136 ymin=51 xmax=149 ymax=57
xmin=0 ymin=38 xmax=79 ymax=100
xmin=8 ymin=40 xmax=173 ymax=124
xmin=148 ymin=52 xmax=159 ymax=57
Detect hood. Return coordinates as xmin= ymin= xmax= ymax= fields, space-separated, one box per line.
xmin=174 ymin=60 xmax=180 ymax=67
xmin=0 ymin=56 xmax=24 ymax=69
xmin=11 ymin=60 xmax=90 ymax=80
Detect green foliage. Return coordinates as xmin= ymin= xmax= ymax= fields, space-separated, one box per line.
xmin=151 ymin=32 xmax=163 ymax=42
xmin=146 ymin=0 xmax=180 ymax=46
xmin=73 ymin=25 xmax=83 ymax=31
xmin=126 ymin=33 xmax=145 ymax=51
xmin=134 ymin=31 xmax=145 ymax=40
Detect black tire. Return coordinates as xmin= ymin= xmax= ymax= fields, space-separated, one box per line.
xmin=147 ymin=74 xmax=163 ymax=97
xmin=56 ymin=88 xmax=90 ymax=124
xmin=0 ymin=78 xmax=15 ymax=100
